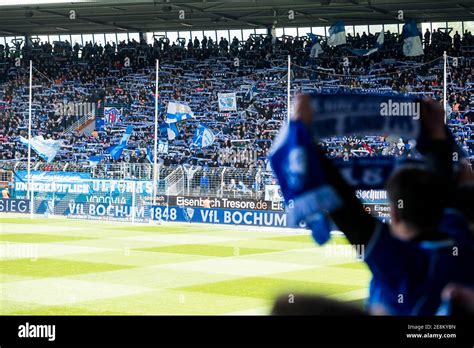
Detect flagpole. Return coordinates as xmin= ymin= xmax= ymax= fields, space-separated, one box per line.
xmin=443 ymin=51 xmax=447 ymax=124
xmin=287 ymin=55 xmax=291 ymax=123
xmin=153 ymin=59 xmax=159 ymax=205
xmin=27 ymin=60 xmax=33 ymax=200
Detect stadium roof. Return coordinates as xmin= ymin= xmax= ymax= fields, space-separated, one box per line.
xmin=0 ymin=0 xmax=474 ymax=36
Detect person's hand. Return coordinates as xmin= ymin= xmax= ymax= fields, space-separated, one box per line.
xmin=420 ymin=98 xmax=446 ymax=140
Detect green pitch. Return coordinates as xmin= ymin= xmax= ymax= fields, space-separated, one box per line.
xmin=0 ymin=215 xmax=370 ymax=315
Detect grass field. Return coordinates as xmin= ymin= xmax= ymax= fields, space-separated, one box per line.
xmin=0 ymin=214 xmax=370 ymax=315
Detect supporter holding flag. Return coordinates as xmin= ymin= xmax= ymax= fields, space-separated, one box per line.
xmin=107 ymin=125 xmax=133 ymax=161
xmin=19 ymin=135 xmax=62 ymax=163
xmin=159 ymin=123 xmax=179 ymax=140
xmin=327 ymin=21 xmax=346 ymax=47
xmin=349 ymin=31 xmax=384 ymax=56
xmin=402 ymin=19 xmax=424 ymax=56
xmin=307 ymin=33 xmax=323 ymax=58
xmin=166 ymin=102 xmax=194 ymax=123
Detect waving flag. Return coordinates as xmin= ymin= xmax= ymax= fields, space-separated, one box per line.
xmin=402 ymin=19 xmax=424 ymax=57
xmin=88 ymin=155 xmax=104 ymax=167
xmin=146 ymin=147 xmax=154 ymax=163
xmin=308 ymin=33 xmax=323 ymax=58
xmin=244 ymin=84 xmax=258 ymax=101
xmin=166 ymin=102 xmax=194 ymax=123
xmin=159 ymin=123 xmax=179 ymax=140
xmin=349 ymin=31 xmax=384 ymax=56
xmin=328 ymin=21 xmax=346 ymax=47
xmin=107 ymin=125 xmax=133 ymax=160
xmin=19 ymin=135 xmax=62 ymax=163
xmin=193 ymin=125 xmax=215 ymax=148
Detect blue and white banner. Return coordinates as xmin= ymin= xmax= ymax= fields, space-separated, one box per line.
xmin=19 ymin=135 xmax=62 ymax=163
xmin=328 ymin=21 xmax=346 ymax=47
xmin=158 ymin=140 xmax=169 ymax=154
xmin=193 ymin=125 xmax=215 ymax=148
xmin=0 ymin=199 xmax=30 ymax=213
xmin=150 ymin=206 xmax=287 ymax=227
xmin=103 ymin=107 xmax=123 ymax=124
xmin=308 ymin=93 xmax=421 ymax=139
xmin=402 ymin=19 xmax=424 ymax=57
xmin=218 ymin=93 xmax=237 ymax=111
xmin=107 ymin=125 xmax=134 ymax=160
xmin=166 ymin=102 xmax=194 ymax=123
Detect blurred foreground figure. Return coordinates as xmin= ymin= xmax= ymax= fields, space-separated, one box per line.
xmin=270 ymin=95 xmax=474 ymax=315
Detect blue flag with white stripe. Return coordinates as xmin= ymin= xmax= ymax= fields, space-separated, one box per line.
xmin=193 ymin=125 xmax=215 ymax=148
xmin=159 ymin=123 xmax=179 ymax=140
xmin=308 ymin=33 xmax=323 ymax=58
xmin=166 ymin=102 xmax=194 ymax=123
xmin=328 ymin=21 xmax=346 ymax=47
xmin=349 ymin=31 xmax=384 ymax=56
xmin=89 ymin=155 xmax=104 ymax=167
xmin=19 ymin=135 xmax=62 ymax=163
xmin=107 ymin=125 xmax=133 ymax=160
xmin=402 ymin=19 xmax=424 ymax=56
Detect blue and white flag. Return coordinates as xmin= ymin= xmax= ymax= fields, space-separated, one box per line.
xmin=146 ymin=147 xmax=154 ymax=163
xmin=328 ymin=21 xmax=346 ymax=47
xmin=89 ymin=155 xmax=104 ymax=167
xmin=193 ymin=125 xmax=215 ymax=148
xmin=402 ymin=19 xmax=423 ymax=57
xmin=218 ymin=93 xmax=237 ymax=111
xmin=349 ymin=31 xmax=384 ymax=56
xmin=19 ymin=135 xmax=62 ymax=163
xmin=308 ymin=33 xmax=323 ymax=58
xmin=244 ymin=84 xmax=258 ymax=101
xmin=107 ymin=125 xmax=133 ymax=160
xmin=103 ymin=107 xmax=123 ymax=124
xmin=166 ymin=102 xmax=194 ymax=123
xmin=159 ymin=122 xmax=179 ymax=140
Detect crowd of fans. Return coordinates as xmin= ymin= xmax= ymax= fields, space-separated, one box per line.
xmin=0 ymin=27 xmax=473 ymax=187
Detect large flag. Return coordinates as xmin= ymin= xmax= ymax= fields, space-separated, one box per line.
xmin=159 ymin=122 xmax=179 ymax=140
xmin=308 ymin=33 xmax=323 ymax=58
xmin=349 ymin=31 xmax=384 ymax=56
xmin=402 ymin=19 xmax=424 ymax=57
xmin=218 ymin=93 xmax=237 ymax=111
xmin=103 ymin=107 xmax=123 ymax=124
xmin=166 ymin=102 xmax=194 ymax=123
xmin=19 ymin=135 xmax=62 ymax=163
xmin=327 ymin=21 xmax=346 ymax=47
xmin=193 ymin=125 xmax=215 ymax=148
xmin=107 ymin=125 xmax=133 ymax=160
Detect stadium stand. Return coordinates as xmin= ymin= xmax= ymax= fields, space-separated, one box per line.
xmin=0 ymin=25 xmax=473 ymax=200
